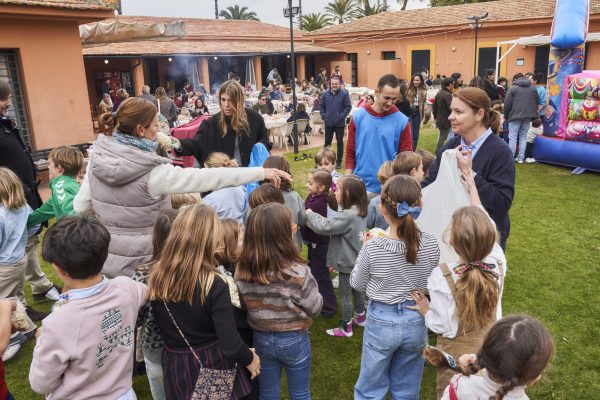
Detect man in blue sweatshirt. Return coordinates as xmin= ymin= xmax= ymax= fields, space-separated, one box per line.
xmin=320 ymin=76 xmax=352 ymax=169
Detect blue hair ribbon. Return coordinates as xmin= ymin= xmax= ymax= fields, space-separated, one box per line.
xmin=396 ymin=201 xmax=421 ymax=219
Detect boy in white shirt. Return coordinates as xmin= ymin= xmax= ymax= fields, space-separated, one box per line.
xmin=525 ymin=118 xmax=543 ymax=163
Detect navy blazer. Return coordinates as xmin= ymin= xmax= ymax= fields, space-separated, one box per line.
xmin=422 ymin=133 xmax=515 ymax=248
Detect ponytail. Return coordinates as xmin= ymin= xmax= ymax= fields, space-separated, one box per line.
xmin=492 ymin=377 xmax=520 ymax=400
xmin=98 ymin=112 xmax=119 ymax=134
xmin=100 ymin=97 xmax=157 ymax=136
xmin=489 ymin=109 xmax=501 ymax=134
xmin=204 ymin=152 xmax=238 ymax=168
xmin=455 ymin=266 xmax=500 ymax=331
xmin=380 ymin=175 xmax=422 ymax=264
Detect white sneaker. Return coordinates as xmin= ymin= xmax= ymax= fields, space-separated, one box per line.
xmin=525 ymin=157 xmax=536 ymax=163
xmin=517 ymin=159 xmax=524 ymax=164
xmin=44 ymin=287 xmax=60 ymax=301
xmin=2 ymin=343 xmax=20 ymax=362
xmin=331 ymin=274 xmax=339 ymax=289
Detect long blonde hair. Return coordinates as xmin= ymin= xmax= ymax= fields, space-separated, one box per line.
xmin=204 ymin=152 xmax=238 ymax=168
xmin=449 ymin=206 xmax=500 ymax=331
xmin=218 ymin=80 xmax=249 ymax=136
xmin=0 ymin=167 xmax=26 ymax=210
xmin=148 ymin=204 xmax=224 ymax=304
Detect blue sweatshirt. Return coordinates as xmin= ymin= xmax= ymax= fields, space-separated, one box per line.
xmin=0 ymin=204 xmax=39 ymax=264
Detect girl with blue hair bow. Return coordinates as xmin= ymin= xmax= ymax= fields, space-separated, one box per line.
xmin=351 ymin=175 xmax=440 ymax=399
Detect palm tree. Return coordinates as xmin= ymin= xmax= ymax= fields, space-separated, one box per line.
xmin=356 ymin=0 xmax=388 ymax=17
xmin=218 ymin=5 xmax=260 ymax=21
xmin=301 ymin=13 xmax=333 ymax=31
xmin=325 ymin=0 xmax=359 ymax=24
xmin=214 ymin=0 xmax=218 ymax=18
xmin=298 ymin=0 xmax=303 ymax=29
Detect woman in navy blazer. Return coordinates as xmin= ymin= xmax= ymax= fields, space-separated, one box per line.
xmin=422 ymin=88 xmax=515 ymax=249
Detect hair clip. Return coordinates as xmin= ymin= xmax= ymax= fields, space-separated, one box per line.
xmin=396 ymin=201 xmax=421 ymax=219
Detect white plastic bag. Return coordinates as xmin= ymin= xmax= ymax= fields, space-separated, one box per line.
xmin=417 ymin=149 xmax=470 ymax=263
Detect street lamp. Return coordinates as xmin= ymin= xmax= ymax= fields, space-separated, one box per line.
xmin=466 ymin=12 xmax=488 ymax=78
xmin=284 ymin=1 xmax=300 ymax=154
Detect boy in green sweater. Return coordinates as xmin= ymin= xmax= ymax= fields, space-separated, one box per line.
xmin=28 ymin=146 xmax=84 ymax=227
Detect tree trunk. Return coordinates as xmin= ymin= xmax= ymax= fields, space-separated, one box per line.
xmin=298 ymin=0 xmax=303 ymax=29
xmin=214 ymin=0 xmax=218 ymax=19
xmin=400 ymin=0 xmax=408 ymax=10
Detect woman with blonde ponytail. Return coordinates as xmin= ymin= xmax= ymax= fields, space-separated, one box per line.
xmin=74 ymin=98 xmax=290 ymax=278
xmin=351 ymin=175 xmax=440 ymax=399
xmin=412 ymin=170 xmax=507 ymax=399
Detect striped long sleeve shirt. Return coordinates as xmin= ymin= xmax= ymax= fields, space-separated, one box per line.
xmin=350 ymin=233 xmax=440 ymax=304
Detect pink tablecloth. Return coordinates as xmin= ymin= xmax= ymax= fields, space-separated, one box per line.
xmin=170 ymin=115 xmax=210 ymax=167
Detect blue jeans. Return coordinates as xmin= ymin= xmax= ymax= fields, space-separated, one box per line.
xmin=354 ymin=300 xmax=428 ymax=400
xmin=144 ymin=356 xmax=165 ymax=400
xmin=409 ymin=108 xmax=421 ymax=150
xmin=254 ymin=330 xmax=312 ymax=400
xmin=508 ymin=119 xmax=530 ymax=161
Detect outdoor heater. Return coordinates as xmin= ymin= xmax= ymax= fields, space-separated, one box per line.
xmin=284 ymin=1 xmax=300 ymax=154
xmin=466 ymin=12 xmax=488 ymax=78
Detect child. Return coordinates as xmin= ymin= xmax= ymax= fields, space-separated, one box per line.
xmin=416 ymin=149 xmax=435 ymax=177
xmin=412 ymin=171 xmax=507 ymax=399
xmin=301 ymin=169 xmax=338 ymax=318
xmin=352 ymin=175 xmax=440 ymax=399
xmin=366 ymin=161 xmax=394 ymax=230
xmin=217 ymin=219 xmax=259 ymax=399
xmin=0 ymin=168 xmax=40 ymax=301
xmin=149 ymin=205 xmax=259 ymax=399
xmin=525 ymin=118 xmax=543 ymax=163
xmin=203 ymin=152 xmax=246 ymax=223
xmin=27 ymin=146 xmax=84 ymax=227
xmin=235 ymin=203 xmax=322 ymax=399
xmin=0 ymin=300 xmax=17 ymax=399
xmin=170 ymin=193 xmax=201 ymax=209
xmin=248 ymin=182 xmax=285 ymax=209
xmin=442 ymin=315 xmax=554 ymax=400
xmin=133 ymin=209 xmax=179 ymax=400
xmin=262 ymin=156 xmax=305 ymax=251
xmin=305 ymin=175 xmax=368 ymax=337
xmin=392 ymin=151 xmax=424 ymax=181
xmin=315 ymin=147 xmax=340 ymax=184
xmin=30 ymin=216 xmax=147 ymax=399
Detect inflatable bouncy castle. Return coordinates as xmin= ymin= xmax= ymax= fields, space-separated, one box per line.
xmin=534 ymin=0 xmax=600 ymax=173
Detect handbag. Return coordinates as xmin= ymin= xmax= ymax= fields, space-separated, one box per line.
xmin=163 ymin=301 xmax=237 ymax=400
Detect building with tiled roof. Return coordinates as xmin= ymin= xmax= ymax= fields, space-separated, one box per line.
xmin=81 ymin=15 xmax=341 ymax=103
xmin=305 ymin=0 xmax=600 ymax=88
xmin=0 ymin=0 xmax=115 ymax=151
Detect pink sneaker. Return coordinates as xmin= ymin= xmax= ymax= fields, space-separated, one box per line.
xmin=326 ymin=321 xmax=353 ymax=337
xmin=352 ymin=311 xmax=366 ymax=327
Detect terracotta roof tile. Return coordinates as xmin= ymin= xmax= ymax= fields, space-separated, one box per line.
xmin=0 ymin=0 xmax=116 ymax=10
xmin=307 ymin=0 xmax=600 ymax=36
xmin=82 ymin=39 xmax=339 ymax=56
xmin=104 ymin=15 xmax=304 ymax=40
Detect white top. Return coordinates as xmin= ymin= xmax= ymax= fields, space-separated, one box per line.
xmin=74 ymin=163 xmax=264 ymax=213
xmin=424 ymin=242 xmax=507 ymax=338
xmin=442 ymin=371 xmax=529 ymax=400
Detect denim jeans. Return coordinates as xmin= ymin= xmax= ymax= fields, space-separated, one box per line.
xmin=144 ymin=356 xmax=165 ymax=400
xmin=254 ymin=330 xmax=312 ymax=400
xmin=508 ymin=119 xmax=530 ymax=161
xmin=409 ymin=108 xmax=421 ymax=150
xmin=354 ymin=300 xmax=428 ymax=400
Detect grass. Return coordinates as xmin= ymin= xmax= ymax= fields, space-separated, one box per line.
xmin=6 ymin=127 xmax=600 ymax=399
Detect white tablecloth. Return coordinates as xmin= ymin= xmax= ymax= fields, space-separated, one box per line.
xmin=263 ymin=114 xmax=289 ymax=130
xmin=346 ymin=86 xmax=374 ymax=96
xmin=207 ymin=104 xmax=220 ymax=115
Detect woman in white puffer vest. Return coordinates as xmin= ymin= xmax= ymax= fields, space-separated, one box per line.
xmin=74 ymin=97 xmax=289 ymax=278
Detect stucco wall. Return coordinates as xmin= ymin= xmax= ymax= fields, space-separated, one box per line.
xmin=0 ymin=18 xmax=94 ymax=150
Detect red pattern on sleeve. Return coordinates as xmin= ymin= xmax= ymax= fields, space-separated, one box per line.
xmin=345 ymin=117 xmax=357 ymax=170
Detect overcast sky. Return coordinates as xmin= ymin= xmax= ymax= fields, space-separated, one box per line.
xmin=121 ymin=0 xmax=429 ymax=27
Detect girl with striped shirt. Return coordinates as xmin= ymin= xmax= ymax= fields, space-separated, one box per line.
xmin=351 ymin=175 xmax=440 ymax=400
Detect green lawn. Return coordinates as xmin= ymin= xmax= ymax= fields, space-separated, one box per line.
xmin=6 ymin=127 xmax=600 ymax=399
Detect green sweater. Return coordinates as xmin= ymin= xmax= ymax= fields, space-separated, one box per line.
xmin=27 ymin=175 xmax=80 ymax=227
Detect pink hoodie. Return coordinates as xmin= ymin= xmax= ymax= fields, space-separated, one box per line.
xmin=29 ymin=277 xmax=147 ymax=399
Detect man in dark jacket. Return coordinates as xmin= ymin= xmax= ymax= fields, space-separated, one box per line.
xmin=504 ymin=73 xmax=540 ymax=163
xmin=0 ymin=81 xmax=58 ymax=321
xmin=432 ymin=78 xmax=455 ymax=153
xmin=319 ymin=76 xmax=352 ymax=169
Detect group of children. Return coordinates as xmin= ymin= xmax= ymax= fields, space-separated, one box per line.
xmin=0 ymin=139 xmax=556 ymax=400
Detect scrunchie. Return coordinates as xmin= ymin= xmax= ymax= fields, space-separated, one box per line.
xmin=453 ymin=261 xmax=499 ymax=278
xmin=396 ymin=201 xmax=421 ymax=219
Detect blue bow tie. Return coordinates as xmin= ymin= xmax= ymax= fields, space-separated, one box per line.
xmin=396 ymin=202 xmax=422 ymax=219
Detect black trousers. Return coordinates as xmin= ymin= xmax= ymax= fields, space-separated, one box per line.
xmin=324 ymin=125 xmax=345 ymax=167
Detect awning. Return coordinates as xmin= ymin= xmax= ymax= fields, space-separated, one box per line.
xmin=498 ymin=32 xmax=600 ymax=46
xmin=80 ymin=20 xmax=186 ymax=44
